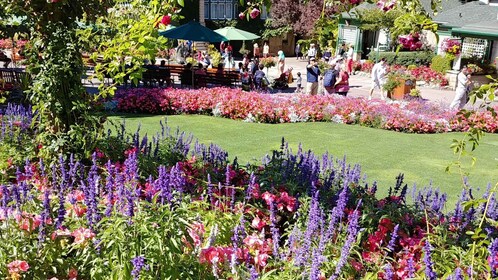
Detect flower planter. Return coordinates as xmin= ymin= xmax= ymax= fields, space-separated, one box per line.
xmin=389 ymin=79 xmax=415 ymax=100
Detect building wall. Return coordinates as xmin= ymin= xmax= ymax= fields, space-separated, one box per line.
xmin=268 ymin=32 xmax=295 ymax=57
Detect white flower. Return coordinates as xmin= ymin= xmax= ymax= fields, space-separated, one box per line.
xmin=212 ymin=102 xmax=223 ymax=117
xmin=332 ymin=114 xmax=344 ymax=124
xmin=244 ymin=113 xmax=256 ymax=123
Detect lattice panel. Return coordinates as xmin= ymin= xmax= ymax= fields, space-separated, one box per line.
xmin=461 ymin=37 xmax=488 ymax=58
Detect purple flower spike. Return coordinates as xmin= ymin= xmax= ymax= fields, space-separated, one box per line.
xmin=423 ymin=239 xmax=437 ymax=280
xmin=131 ymin=255 xmax=150 ymax=280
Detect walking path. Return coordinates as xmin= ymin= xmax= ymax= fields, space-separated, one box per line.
xmin=266 ymin=57 xmax=458 ymax=107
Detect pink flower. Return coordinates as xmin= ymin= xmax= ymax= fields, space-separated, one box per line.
xmin=71 ymin=227 xmax=96 ymax=245
xmin=261 ymin=191 xmax=276 ymax=206
xmin=243 ymin=234 xmax=264 ymax=250
xmin=239 ymin=12 xmax=245 ymax=20
xmin=251 ymin=216 xmax=266 ymax=231
xmin=68 ymin=268 xmax=78 ymax=280
xmin=7 ymin=260 xmax=29 ymax=275
xmin=254 ymin=251 xmax=269 ymax=267
xmin=250 ymin=8 xmax=260 ymax=19
xmin=187 ymin=221 xmax=205 ymax=247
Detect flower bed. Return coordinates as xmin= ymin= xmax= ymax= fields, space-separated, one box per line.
xmin=113 ymin=87 xmax=498 ymax=133
xmin=357 ymin=62 xmax=448 ymax=87
xmin=0 ymin=109 xmax=497 ymax=279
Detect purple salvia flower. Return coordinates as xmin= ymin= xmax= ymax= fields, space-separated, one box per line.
xmin=322 ymin=185 xmax=349 ymax=244
xmin=104 ymin=160 xmax=115 ymax=217
xmin=387 ymin=224 xmax=399 ymax=252
xmin=269 ymin=202 xmax=281 ymax=260
xmin=285 ymin=225 xmax=302 ymax=259
xmin=329 ymin=201 xmax=361 ymax=280
xmin=488 ymin=238 xmax=498 ymax=277
xmin=294 ymin=190 xmax=320 ymax=266
xmin=406 ymin=254 xmax=416 ymax=278
xmin=310 ymin=247 xmax=326 ymax=280
xmin=245 ymin=172 xmax=256 ymax=201
xmin=249 ymin=264 xmax=259 ymax=280
xmin=447 ymin=267 xmax=463 ymax=280
xmin=126 ymin=188 xmax=135 ymax=218
xmin=1 ymin=185 xmax=10 ymax=208
xmin=156 ymin=165 xmax=171 ymax=205
xmin=38 ymin=188 xmax=51 ymax=246
xmin=423 ymin=239 xmax=437 ymax=280
xmin=384 ymin=263 xmax=394 ymax=280
xmin=130 ymin=255 xmax=149 ymax=280
xmin=207 ymin=173 xmax=214 ymax=206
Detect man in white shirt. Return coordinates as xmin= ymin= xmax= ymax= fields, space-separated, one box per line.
xmin=368 ymin=58 xmax=387 ymax=100
xmin=449 ymin=65 xmax=472 ymax=110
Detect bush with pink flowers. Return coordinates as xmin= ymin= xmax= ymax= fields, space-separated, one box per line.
xmin=113 ymin=87 xmax=498 ymax=133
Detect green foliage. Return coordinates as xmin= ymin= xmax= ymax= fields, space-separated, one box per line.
xmin=430 ymin=55 xmax=452 ymax=74
xmin=357 ymin=8 xmax=403 ymax=32
xmin=262 ymin=19 xmax=292 ymax=39
xmin=382 ymin=74 xmax=402 ymax=94
xmin=390 ymin=12 xmax=438 ymax=40
xmin=88 ymin=0 xmax=180 ymax=98
xmin=367 ymin=51 xmax=434 ymax=66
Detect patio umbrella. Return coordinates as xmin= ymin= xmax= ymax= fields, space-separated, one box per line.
xmin=214 ymin=26 xmax=260 ymax=41
xmin=158 ymin=21 xmax=227 ymax=42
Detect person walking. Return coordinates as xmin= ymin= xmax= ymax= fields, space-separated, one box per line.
xmin=368 ymin=58 xmax=388 ymax=100
xmin=263 ymin=42 xmax=270 ymax=58
xmin=346 ymin=45 xmax=354 ymax=75
xmin=253 ymin=43 xmax=260 ymax=58
xmin=306 ymin=57 xmax=320 ymax=95
xmin=277 ymin=50 xmax=285 ymax=75
xmin=307 ymin=43 xmax=316 ymax=62
xmin=449 ymin=65 xmax=472 ymax=110
xmin=295 ymin=43 xmax=301 ymax=60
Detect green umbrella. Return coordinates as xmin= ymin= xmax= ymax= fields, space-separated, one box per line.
xmin=214 ymin=26 xmax=260 ymax=41
xmin=158 ymin=21 xmax=227 ymax=42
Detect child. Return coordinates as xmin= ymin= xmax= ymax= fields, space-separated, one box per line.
xmin=295 ymin=72 xmax=302 ymax=93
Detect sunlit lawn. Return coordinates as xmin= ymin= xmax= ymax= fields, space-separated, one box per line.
xmin=108 ymin=114 xmax=498 ymax=206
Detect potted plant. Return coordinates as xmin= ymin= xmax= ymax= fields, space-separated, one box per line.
xmin=383 ymin=71 xmax=416 ymax=100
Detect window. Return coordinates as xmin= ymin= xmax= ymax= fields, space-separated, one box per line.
xmin=206 ymin=0 xmax=237 ymax=19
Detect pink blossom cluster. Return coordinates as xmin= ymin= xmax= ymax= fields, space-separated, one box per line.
xmin=114 ymin=88 xmax=498 ymax=134
xmin=398 ymin=33 xmax=423 ymax=51
xmin=441 ymin=38 xmax=461 ymax=55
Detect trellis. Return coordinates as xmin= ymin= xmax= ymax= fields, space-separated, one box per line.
xmin=461 ymin=37 xmax=488 ymax=58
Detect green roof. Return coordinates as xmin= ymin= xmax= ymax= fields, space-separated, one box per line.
xmin=452 ymin=20 xmax=498 ymax=39
xmin=433 ymin=1 xmax=498 ymax=28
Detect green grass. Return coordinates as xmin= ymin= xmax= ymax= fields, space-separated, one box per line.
xmin=108 ymin=114 xmax=498 ymax=206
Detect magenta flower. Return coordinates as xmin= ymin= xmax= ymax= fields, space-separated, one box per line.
xmin=250 ymin=8 xmax=260 ymax=19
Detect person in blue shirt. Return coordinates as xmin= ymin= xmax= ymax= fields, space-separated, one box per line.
xmin=306 ymin=57 xmax=320 ymax=95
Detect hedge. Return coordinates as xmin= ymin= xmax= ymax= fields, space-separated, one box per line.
xmin=367 ymin=51 xmax=435 ymax=66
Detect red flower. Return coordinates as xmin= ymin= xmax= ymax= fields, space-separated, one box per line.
xmin=161 ymin=15 xmax=171 ymax=25
xmin=7 ymin=260 xmax=29 ymax=275
xmin=239 ymin=12 xmax=245 ymax=20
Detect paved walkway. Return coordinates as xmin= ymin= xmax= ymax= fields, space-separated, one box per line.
xmin=264 ymin=57 xmax=458 ymax=107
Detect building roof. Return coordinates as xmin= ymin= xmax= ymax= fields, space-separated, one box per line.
xmin=452 ymin=20 xmax=498 ymax=38
xmin=432 ymin=1 xmax=498 ymax=27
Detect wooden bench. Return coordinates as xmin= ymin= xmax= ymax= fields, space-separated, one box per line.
xmin=0 ymin=68 xmax=30 ymax=91
xmin=187 ymin=69 xmax=240 ymax=88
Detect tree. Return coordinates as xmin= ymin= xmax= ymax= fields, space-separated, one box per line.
xmin=2 ymin=0 xmax=180 ymax=160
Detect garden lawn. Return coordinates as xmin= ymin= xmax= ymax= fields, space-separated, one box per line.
xmin=108 ymin=114 xmax=498 ymax=205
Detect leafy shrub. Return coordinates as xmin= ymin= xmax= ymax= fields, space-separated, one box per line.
xmin=367 ymin=51 xmax=435 ymax=66
xmin=430 ymin=55 xmax=452 ymax=73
